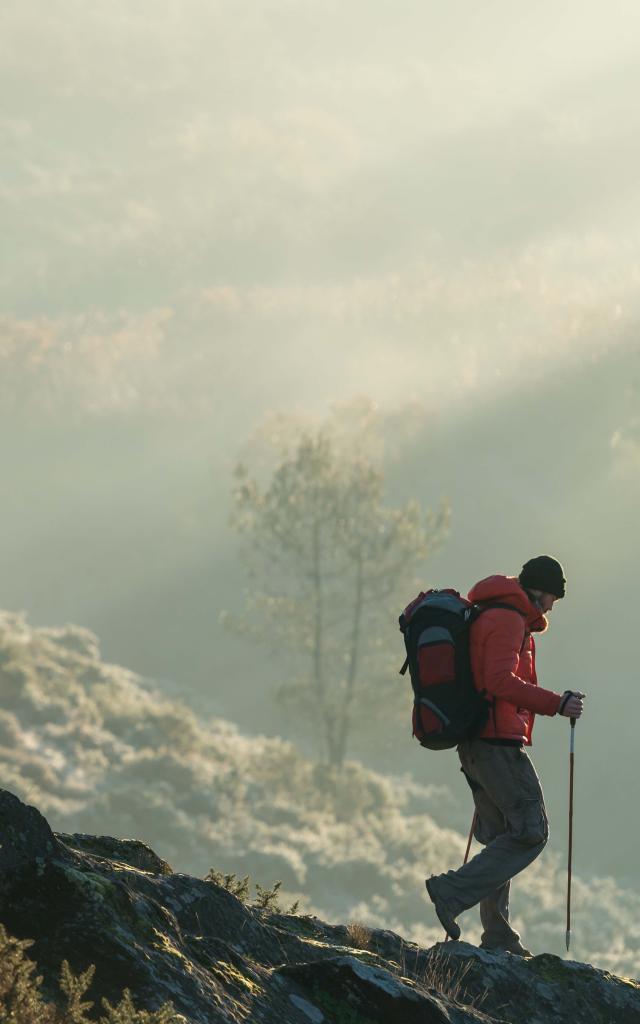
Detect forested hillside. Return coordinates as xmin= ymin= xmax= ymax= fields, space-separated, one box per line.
xmin=1 ymin=610 xmax=637 ymax=976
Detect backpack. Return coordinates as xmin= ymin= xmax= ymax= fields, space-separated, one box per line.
xmin=399 ymin=588 xmax=523 ymax=750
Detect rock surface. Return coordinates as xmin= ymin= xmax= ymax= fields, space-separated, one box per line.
xmin=0 ymin=789 xmax=639 ymax=1024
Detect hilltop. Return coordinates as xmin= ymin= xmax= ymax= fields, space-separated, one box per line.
xmin=1 ymin=789 xmax=640 ymax=1024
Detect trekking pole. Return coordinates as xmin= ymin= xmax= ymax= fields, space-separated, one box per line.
xmin=566 ymin=717 xmax=576 ymax=952
xmin=444 ymin=811 xmax=477 ymax=942
xmin=464 ymin=811 xmax=477 ymax=864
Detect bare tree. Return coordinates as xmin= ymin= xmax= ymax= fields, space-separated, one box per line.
xmin=227 ymin=404 xmax=449 ymax=768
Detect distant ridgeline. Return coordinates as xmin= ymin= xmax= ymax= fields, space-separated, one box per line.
xmin=0 ymin=610 xmax=638 ymax=976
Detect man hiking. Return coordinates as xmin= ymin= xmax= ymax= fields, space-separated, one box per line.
xmin=425 ymin=555 xmax=585 ymax=956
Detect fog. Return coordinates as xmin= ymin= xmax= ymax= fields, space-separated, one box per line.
xmin=1 ymin=0 xmax=639 ymax=965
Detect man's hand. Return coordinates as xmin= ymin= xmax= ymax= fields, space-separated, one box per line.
xmin=559 ymin=691 xmax=586 ymax=718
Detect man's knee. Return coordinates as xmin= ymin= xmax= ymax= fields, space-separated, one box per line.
xmin=518 ymin=828 xmax=548 ymax=851
xmin=511 ymin=801 xmax=549 ymax=850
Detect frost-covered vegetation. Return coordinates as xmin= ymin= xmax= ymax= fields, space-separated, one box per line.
xmin=0 ymin=610 xmax=638 ymax=976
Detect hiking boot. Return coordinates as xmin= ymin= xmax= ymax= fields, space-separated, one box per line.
xmin=425 ymin=877 xmax=461 ymax=941
xmin=480 ymin=939 xmax=533 ymax=957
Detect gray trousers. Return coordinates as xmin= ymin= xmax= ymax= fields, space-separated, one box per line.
xmin=433 ymin=739 xmax=548 ymax=946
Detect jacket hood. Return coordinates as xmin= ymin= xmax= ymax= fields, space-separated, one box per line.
xmin=467 ymin=575 xmax=548 ymax=633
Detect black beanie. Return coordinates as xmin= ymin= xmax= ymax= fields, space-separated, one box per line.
xmin=519 ymin=555 xmax=566 ymax=599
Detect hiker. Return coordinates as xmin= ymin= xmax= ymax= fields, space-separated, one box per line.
xmin=424 ymin=555 xmax=585 ymax=956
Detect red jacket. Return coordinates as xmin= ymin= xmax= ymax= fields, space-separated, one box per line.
xmin=467 ymin=575 xmax=562 ymax=744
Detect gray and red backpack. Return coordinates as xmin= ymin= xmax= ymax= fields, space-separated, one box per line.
xmin=399 ymin=588 xmax=523 ymax=750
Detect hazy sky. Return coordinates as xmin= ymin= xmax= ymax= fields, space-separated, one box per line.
xmin=2 ymin=0 xmax=640 ymax=429
xmin=3 ymin=1 xmax=640 ymax=626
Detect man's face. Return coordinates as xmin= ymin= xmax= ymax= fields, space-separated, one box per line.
xmin=538 ymin=592 xmax=558 ymax=614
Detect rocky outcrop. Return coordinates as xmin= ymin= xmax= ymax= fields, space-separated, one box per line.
xmin=0 ymin=789 xmax=638 ymax=1024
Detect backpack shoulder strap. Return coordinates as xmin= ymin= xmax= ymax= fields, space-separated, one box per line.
xmin=474 ymin=601 xmax=527 ymax=618
xmin=473 ymin=602 xmax=529 ymax=653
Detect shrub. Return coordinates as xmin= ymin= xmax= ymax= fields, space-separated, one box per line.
xmin=0 ymin=923 xmax=178 ymax=1024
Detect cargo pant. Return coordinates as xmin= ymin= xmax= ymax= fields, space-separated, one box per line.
xmin=432 ymin=738 xmax=549 ymax=947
